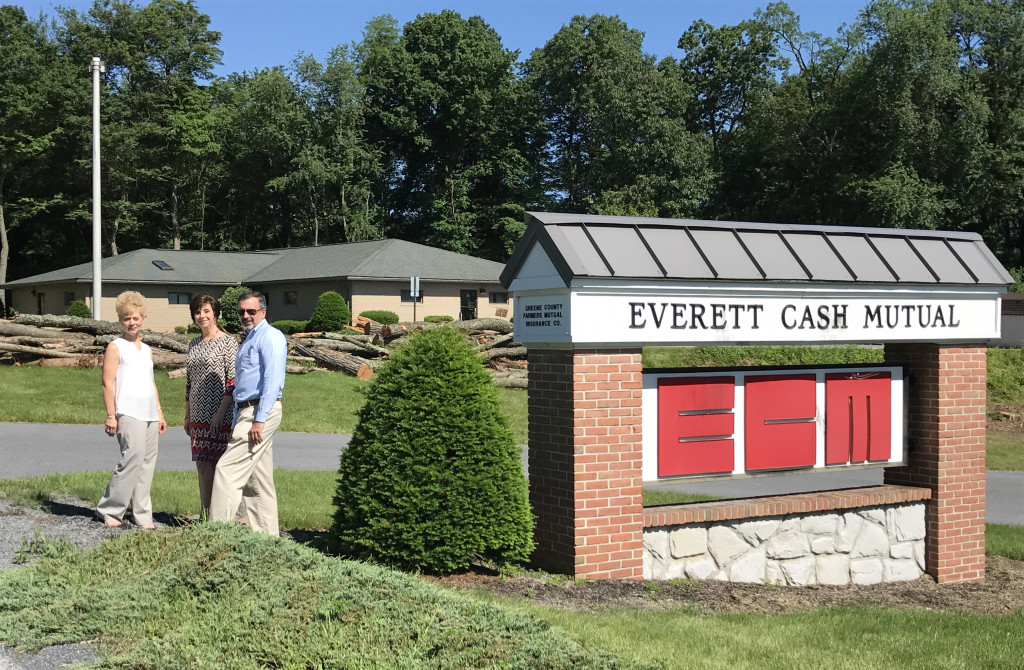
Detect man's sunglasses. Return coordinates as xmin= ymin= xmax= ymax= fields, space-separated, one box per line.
xmin=237 ymin=308 xmax=263 ymax=316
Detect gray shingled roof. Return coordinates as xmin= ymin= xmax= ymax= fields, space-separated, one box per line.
xmin=245 ymin=239 xmax=506 ymax=283
xmin=3 ymin=240 xmax=506 ymax=287
xmin=2 ymin=248 xmax=279 ymax=287
xmin=500 ymin=212 xmax=1014 ymax=288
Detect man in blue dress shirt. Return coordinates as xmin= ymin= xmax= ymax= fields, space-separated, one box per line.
xmin=209 ymin=290 xmax=287 ymax=535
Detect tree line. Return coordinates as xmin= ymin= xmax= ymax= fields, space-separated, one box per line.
xmin=3 ymin=0 xmax=1024 ymax=291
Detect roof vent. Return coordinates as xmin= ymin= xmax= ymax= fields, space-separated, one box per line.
xmin=152 ymin=260 xmax=173 ymax=271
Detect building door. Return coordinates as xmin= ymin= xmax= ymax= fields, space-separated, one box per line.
xmin=460 ymin=290 xmax=477 ymax=321
xmin=36 ymin=292 xmax=45 ymax=315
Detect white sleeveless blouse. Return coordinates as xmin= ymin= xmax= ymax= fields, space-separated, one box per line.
xmin=112 ymin=337 xmax=158 ymax=422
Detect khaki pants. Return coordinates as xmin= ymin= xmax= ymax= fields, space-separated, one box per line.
xmin=96 ymin=415 xmax=159 ymax=525
xmin=209 ymin=401 xmax=282 ymax=536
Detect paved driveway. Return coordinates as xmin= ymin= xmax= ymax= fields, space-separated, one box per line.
xmin=1 ymin=422 xmax=1020 ymax=525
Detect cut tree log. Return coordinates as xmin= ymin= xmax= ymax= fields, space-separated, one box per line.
xmin=475 ymin=333 xmax=514 ymax=351
xmin=450 ymin=318 xmax=513 ymax=334
xmin=334 ymin=334 xmax=389 ymax=356
xmin=490 ymin=376 xmax=528 ymax=388
xmin=15 ymin=314 xmax=122 ymax=335
xmin=39 ymin=354 xmax=103 ymax=369
xmin=0 ymin=336 xmax=67 ymax=348
xmin=0 ymin=342 xmax=80 ymax=358
xmin=290 ymin=340 xmax=373 ymax=379
xmin=94 ymin=333 xmax=189 ymax=353
xmin=0 ymin=321 xmax=90 ymax=339
xmin=301 ymin=338 xmax=379 ymax=357
xmin=487 ymin=345 xmax=527 ymax=359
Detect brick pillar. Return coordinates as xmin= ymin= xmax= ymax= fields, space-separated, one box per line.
xmin=884 ymin=344 xmax=986 ymax=583
xmin=527 ymin=347 xmax=644 ymax=579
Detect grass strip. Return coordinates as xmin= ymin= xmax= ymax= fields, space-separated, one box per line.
xmin=0 ymin=524 xmax=653 ymax=669
xmin=499 ymin=601 xmax=1023 ymax=670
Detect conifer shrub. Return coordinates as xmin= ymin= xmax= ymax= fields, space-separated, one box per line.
xmin=330 ymin=326 xmax=533 ymax=573
xmin=424 ymin=314 xmax=454 ymax=323
xmin=271 ymin=319 xmax=309 ymax=335
xmin=358 ymin=310 xmax=399 ymax=325
xmin=65 ymin=299 xmax=93 ymax=319
xmin=220 ymin=285 xmax=251 ymax=334
xmin=308 ymin=291 xmax=351 ymax=332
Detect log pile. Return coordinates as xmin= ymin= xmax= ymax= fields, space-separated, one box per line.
xmin=1 ymin=315 xmax=528 ymax=385
xmin=290 ymin=317 xmax=525 ymax=385
xmin=1 ymin=316 xmax=188 ymax=370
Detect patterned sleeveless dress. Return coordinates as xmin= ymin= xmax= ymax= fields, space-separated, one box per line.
xmin=185 ymin=333 xmax=238 ymax=461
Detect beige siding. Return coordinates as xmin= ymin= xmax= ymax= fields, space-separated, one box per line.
xmin=7 ymin=278 xmax=512 ymax=331
xmin=257 ymin=281 xmax=352 ymax=324
xmin=349 ymin=280 xmax=511 ymax=323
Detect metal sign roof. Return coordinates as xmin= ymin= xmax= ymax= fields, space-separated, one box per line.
xmin=500 ymin=212 xmax=1014 ymax=288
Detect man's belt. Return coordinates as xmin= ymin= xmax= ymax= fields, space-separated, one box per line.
xmin=236 ymin=398 xmax=259 ymax=409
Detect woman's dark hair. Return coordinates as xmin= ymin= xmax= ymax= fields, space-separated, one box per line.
xmin=189 ymin=294 xmax=222 ymax=321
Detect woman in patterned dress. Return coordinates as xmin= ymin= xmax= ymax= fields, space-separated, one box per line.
xmin=185 ymin=294 xmax=238 ymax=517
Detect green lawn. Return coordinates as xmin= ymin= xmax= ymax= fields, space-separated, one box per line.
xmin=0 ymin=366 xmax=529 ymax=443
xmin=499 ymin=602 xmax=1024 ymax=670
xmin=0 ymin=517 xmax=1019 ymax=669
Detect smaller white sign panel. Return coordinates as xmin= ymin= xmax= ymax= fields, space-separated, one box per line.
xmin=514 ymin=296 xmax=571 ymax=342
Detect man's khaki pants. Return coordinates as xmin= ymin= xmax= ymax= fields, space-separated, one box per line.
xmin=209 ymin=400 xmax=282 ymax=536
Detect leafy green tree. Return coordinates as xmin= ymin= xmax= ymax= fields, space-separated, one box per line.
xmin=54 ymin=0 xmax=222 ymax=253
xmin=525 ymin=14 xmax=712 ymax=218
xmin=288 ymin=47 xmax=383 ymax=246
xmin=0 ymin=6 xmax=67 ymax=310
xmin=307 ymin=290 xmax=351 ymax=331
xmin=359 ymin=11 xmax=540 ymax=259
xmin=210 ymin=68 xmax=308 ymax=250
xmin=331 ymin=326 xmax=533 ymax=572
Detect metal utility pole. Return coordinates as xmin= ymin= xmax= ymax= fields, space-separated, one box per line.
xmin=90 ymin=56 xmax=105 ymax=321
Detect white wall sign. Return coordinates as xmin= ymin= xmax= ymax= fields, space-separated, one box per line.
xmin=514 ymin=288 xmax=1002 ymax=345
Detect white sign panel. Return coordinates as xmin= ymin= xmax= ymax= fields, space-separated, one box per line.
xmin=515 ymin=290 xmax=1001 ymax=345
xmin=514 ymin=295 xmax=571 ymax=342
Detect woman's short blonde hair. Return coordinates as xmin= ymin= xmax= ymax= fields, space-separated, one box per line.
xmin=114 ymin=291 xmax=147 ymax=319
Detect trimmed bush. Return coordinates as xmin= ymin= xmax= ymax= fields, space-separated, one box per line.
xmin=358 ymin=310 xmax=399 ymax=325
xmin=424 ymin=314 xmax=454 ymax=323
xmin=272 ymin=319 xmax=310 ymax=335
xmin=65 ymin=299 xmax=92 ymax=319
xmin=219 ymin=286 xmax=251 ymax=334
xmin=307 ymin=291 xmax=351 ymax=332
xmin=331 ymin=326 xmax=533 ymax=573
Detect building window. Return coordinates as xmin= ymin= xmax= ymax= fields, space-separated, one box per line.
xmin=400 ymin=289 xmax=423 ymax=303
xmin=64 ymin=292 xmax=75 ymax=306
xmin=168 ymin=292 xmax=192 ymax=305
xmin=489 ymin=292 xmax=508 ymax=304
xmin=285 ymin=290 xmax=298 ymax=305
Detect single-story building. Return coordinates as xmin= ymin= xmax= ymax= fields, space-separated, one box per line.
xmin=0 ymin=239 xmax=512 ymax=332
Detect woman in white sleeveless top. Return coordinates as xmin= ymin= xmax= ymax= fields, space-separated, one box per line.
xmin=95 ymin=291 xmax=167 ymax=528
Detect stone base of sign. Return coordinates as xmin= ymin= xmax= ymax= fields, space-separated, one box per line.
xmin=643 ymin=486 xmax=931 ymax=585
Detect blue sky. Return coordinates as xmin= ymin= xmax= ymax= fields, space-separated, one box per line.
xmin=19 ymin=0 xmax=869 ymax=76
